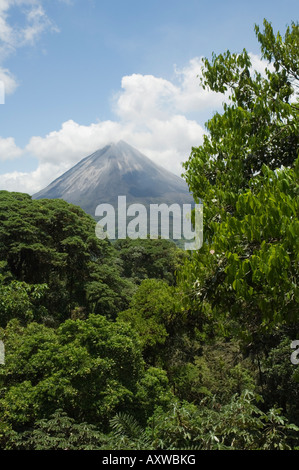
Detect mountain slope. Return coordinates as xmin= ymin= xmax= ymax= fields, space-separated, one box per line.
xmin=33 ymin=141 xmax=194 ymax=217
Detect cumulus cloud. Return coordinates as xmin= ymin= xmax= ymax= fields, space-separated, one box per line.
xmin=173 ymin=57 xmax=228 ymax=113
xmin=0 ymin=64 xmax=208 ymax=193
xmin=115 ymin=74 xmax=178 ymax=122
xmin=17 ymin=112 xmax=204 ymax=194
xmin=115 ymin=58 xmax=228 ymax=121
xmin=0 ymin=136 xmax=23 ymax=161
xmin=0 ymin=162 xmax=63 ymax=193
xmin=0 ymin=53 xmax=274 ymax=194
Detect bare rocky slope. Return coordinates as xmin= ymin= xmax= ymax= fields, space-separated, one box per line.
xmin=33 ymin=141 xmax=194 ymax=217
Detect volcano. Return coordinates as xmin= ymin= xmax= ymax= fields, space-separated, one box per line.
xmin=33 ymin=141 xmax=194 ymax=216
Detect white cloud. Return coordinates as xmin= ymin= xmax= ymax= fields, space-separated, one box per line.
xmin=0 ymin=52 xmax=275 ymax=195
xmin=0 ymin=162 xmax=64 ymax=193
xmin=249 ymin=52 xmax=274 ymax=77
xmin=0 ymin=66 xmax=18 ymax=95
xmin=115 ymin=59 xmax=228 ymax=121
xmin=26 ymin=119 xmax=126 ymax=172
xmin=115 ymin=73 xmax=178 ymax=122
xmin=0 ymin=0 xmax=57 ymax=48
xmin=0 ymin=0 xmax=58 ymax=94
xmin=0 ymin=136 xmax=23 ymax=161
xmin=0 ymin=65 xmax=208 ymax=194
xmin=22 ymin=71 xmax=207 ymax=191
xmin=173 ymin=57 xmax=227 ymax=113
xmin=18 ymin=114 xmax=204 ymax=194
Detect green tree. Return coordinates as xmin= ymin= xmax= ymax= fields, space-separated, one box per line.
xmin=114 ymin=238 xmax=187 ymax=286
xmin=0 ymin=315 xmax=171 ymax=439
xmin=118 ymin=279 xmax=181 ymax=364
xmin=261 ymin=336 xmax=299 ymax=425
xmin=169 ymin=340 xmax=256 ymax=404
xmin=0 ymin=275 xmax=48 ymax=327
xmin=7 ymin=409 xmax=105 ymax=450
xmin=148 ymin=391 xmax=299 ymax=450
xmin=0 ymin=192 xmax=134 ymax=323
xmin=179 ymin=20 xmax=299 ymax=346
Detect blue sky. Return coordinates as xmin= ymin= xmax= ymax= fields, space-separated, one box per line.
xmin=0 ymin=0 xmax=298 ymax=194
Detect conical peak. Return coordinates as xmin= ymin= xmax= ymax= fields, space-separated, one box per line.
xmin=107 ymin=140 xmax=138 ymax=154
xmin=92 ymin=141 xmax=135 ymax=157
xmin=112 ymin=140 xmax=126 ymax=147
xmin=90 ymin=140 xmax=151 ymax=167
xmin=102 ymin=140 xmax=131 ymax=150
xmin=33 ymin=141 xmax=194 ymax=216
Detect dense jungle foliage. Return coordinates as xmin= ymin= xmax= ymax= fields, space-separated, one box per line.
xmin=0 ymin=19 xmax=298 ymax=450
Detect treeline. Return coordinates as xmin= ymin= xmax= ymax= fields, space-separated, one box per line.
xmin=0 ymin=19 xmax=299 ymax=450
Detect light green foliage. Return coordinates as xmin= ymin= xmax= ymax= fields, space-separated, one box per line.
xmin=186 ymin=163 xmax=299 ymax=337
xmin=148 ymin=391 xmax=299 ymax=450
xmin=174 ymin=19 xmax=299 ymax=442
xmin=0 ymin=275 xmax=48 ymax=327
xmin=0 ymin=316 xmax=147 ymax=430
xmin=0 ymin=19 xmax=299 ymax=451
xmin=108 ymin=413 xmax=154 ymax=450
xmin=7 ymin=409 xmax=105 ymax=450
xmin=135 ymin=367 xmax=173 ymax=420
xmin=118 ymin=279 xmax=180 ymax=361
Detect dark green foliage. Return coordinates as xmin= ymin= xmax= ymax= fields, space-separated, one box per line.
xmin=8 ymin=409 xmax=105 ymax=450
xmin=169 ymin=340 xmax=256 ymax=404
xmin=261 ymin=336 xmax=299 ymax=424
xmin=0 ymin=19 xmax=299 ymax=451
xmin=114 ymin=238 xmax=187 ymax=286
xmin=0 ymin=191 xmax=135 ymax=324
xmin=0 ymin=315 xmax=172 ymax=439
xmin=180 ymin=20 xmax=299 ymax=345
xmin=147 ymin=391 xmax=299 ymax=450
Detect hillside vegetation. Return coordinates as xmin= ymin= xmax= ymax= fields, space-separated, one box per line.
xmin=0 ymin=19 xmax=298 ymax=450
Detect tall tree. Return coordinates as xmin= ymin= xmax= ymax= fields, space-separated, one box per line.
xmin=0 ymin=192 xmax=134 ymax=323
xmin=0 ymin=315 xmax=172 ymax=435
xmin=180 ymin=20 xmax=299 ymax=346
